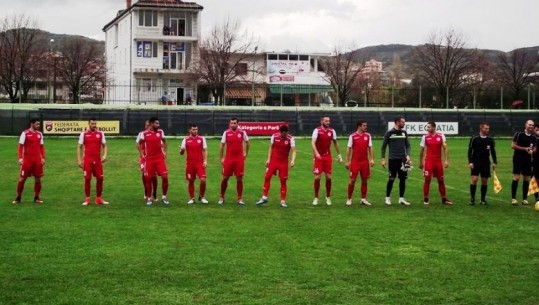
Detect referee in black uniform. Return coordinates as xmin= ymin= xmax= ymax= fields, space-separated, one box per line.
xmin=468 ymin=122 xmax=497 ymax=205
xmin=533 ymin=124 xmax=539 ymax=204
xmin=511 ymin=120 xmax=536 ymax=206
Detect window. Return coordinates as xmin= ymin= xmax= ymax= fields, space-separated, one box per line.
xmin=235 ymin=63 xmax=248 ymax=75
xmin=139 ymin=79 xmax=156 ymax=92
xmin=139 ymin=10 xmax=158 ymax=27
xmin=136 ymin=41 xmax=158 ymax=58
xmin=278 ymin=54 xmax=288 ymax=60
xmin=288 ymin=54 xmax=298 ymax=61
xmin=267 ymin=54 xmax=278 ymax=60
xmin=163 ymin=42 xmax=185 ymax=69
xmin=299 ymin=55 xmax=309 ymax=61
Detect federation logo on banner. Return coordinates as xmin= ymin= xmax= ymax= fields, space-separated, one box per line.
xmin=43 ymin=121 xmax=120 ymax=135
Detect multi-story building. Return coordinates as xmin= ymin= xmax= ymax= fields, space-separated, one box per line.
xmin=102 ymin=0 xmax=203 ymax=105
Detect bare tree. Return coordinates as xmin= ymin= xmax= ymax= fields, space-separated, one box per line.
xmin=496 ymin=49 xmax=538 ymax=101
xmin=190 ymin=19 xmax=256 ymax=105
xmin=56 ymin=37 xmax=105 ymax=103
xmin=319 ymin=44 xmax=364 ymax=107
xmin=0 ymin=14 xmax=42 ymax=102
xmin=411 ymin=29 xmax=481 ymax=108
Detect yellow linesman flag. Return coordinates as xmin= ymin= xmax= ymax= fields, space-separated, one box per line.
xmin=527 ymin=177 xmax=539 ymax=196
xmin=493 ymin=171 xmax=503 ymax=194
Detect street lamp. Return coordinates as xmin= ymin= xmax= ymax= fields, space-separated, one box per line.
xmin=251 ymin=46 xmax=258 ymax=107
xmin=48 ymin=39 xmax=54 ymax=103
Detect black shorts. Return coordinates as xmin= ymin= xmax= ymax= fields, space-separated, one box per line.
xmin=513 ymin=155 xmax=532 ymax=176
xmin=388 ymin=158 xmax=407 ymax=179
xmin=470 ymin=161 xmax=491 ymax=178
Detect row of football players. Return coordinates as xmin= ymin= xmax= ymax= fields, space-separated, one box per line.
xmin=13 ymin=117 xmax=538 ymax=207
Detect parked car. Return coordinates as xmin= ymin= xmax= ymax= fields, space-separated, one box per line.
xmin=345 ymin=100 xmax=359 ymax=107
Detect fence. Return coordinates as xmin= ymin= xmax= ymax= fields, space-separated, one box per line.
xmin=1 ymin=104 xmax=538 ymax=138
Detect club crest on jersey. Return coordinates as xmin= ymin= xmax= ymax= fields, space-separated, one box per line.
xmin=487 ymin=145 xmax=490 ymax=150
xmin=96 ymin=134 xmax=100 ymax=138
xmin=285 ymin=141 xmax=289 ymax=145
xmin=327 ymin=132 xmax=332 ymax=136
xmin=364 ymin=136 xmax=368 ymax=141
xmin=436 ymin=137 xmax=440 ymax=141
xmin=237 ymin=134 xmax=242 ymax=138
xmin=37 ymin=135 xmax=41 ymax=139
xmin=197 ymin=140 xmax=201 ymax=143
xmin=157 ymin=133 xmax=161 ymax=138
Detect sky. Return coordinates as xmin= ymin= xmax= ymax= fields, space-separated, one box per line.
xmin=1 ymin=0 xmax=538 ymax=53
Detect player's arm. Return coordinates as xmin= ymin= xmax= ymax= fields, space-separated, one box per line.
xmin=290 ymin=146 xmax=296 ymax=167
xmin=491 ymin=138 xmax=497 ymax=169
xmin=368 ymin=135 xmax=374 ymax=167
xmin=244 ymin=140 xmax=250 ymax=159
xmin=203 ymin=146 xmax=208 ymax=168
xmin=467 ymin=136 xmax=474 ymax=168
xmin=40 ymin=145 xmax=46 ymax=165
xmin=18 ymin=132 xmax=25 ymax=165
xmin=345 ymin=146 xmax=352 ymax=169
xmin=345 ymin=135 xmax=353 ymax=169
xmin=265 ymin=143 xmax=272 ymax=166
xmin=404 ymin=132 xmax=411 ymax=163
xmin=162 ymin=138 xmax=168 ymax=158
xmin=179 ymin=138 xmax=186 ymax=155
xmin=418 ymin=147 xmax=425 ymax=169
xmin=77 ymin=132 xmax=84 ymax=167
xmin=332 ymin=132 xmax=343 ymax=163
xmin=418 ymin=135 xmax=426 ymax=169
xmin=219 ymin=132 xmax=226 ymax=164
xmin=311 ymin=129 xmax=320 ymax=159
xmin=101 ymin=133 xmax=107 ymax=162
xmin=443 ymin=141 xmax=449 ymax=168
xmin=381 ymin=131 xmax=390 ymax=168
xmin=39 ymin=135 xmax=46 ymax=165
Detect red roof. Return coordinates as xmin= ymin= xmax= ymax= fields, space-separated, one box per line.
xmin=226 ymin=88 xmax=261 ymax=99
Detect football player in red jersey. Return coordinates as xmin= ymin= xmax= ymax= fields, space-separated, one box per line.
xmin=255 ymin=125 xmax=296 ymax=208
xmin=137 ymin=117 xmax=169 ymax=206
xmin=77 ymin=118 xmax=109 ymax=205
xmin=345 ymin=120 xmax=374 ymax=206
xmin=419 ymin=121 xmax=452 ymax=205
xmin=180 ymin=124 xmax=208 ymax=204
xmin=13 ymin=118 xmax=46 ymax=204
xmin=218 ymin=117 xmax=250 ymax=205
xmin=311 ymin=116 xmax=342 ymax=206
xmin=136 ymin=120 xmax=158 ymax=201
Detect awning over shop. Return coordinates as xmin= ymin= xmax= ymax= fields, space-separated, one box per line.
xmin=225 ymin=88 xmax=261 ymax=99
xmin=269 ymin=84 xmax=333 ymax=94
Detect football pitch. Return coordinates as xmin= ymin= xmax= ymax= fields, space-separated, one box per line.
xmin=0 ymin=137 xmax=537 ymax=305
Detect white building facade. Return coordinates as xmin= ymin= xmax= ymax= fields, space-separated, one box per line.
xmin=102 ymin=0 xmax=203 ymax=105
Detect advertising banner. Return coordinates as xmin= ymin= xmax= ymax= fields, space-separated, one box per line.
xmin=44 ymin=121 xmax=120 ymax=135
xmin=238 ymin=122 xmax=288 ymax=135
xmin=387 ymin=122 xmax=459 ymax=135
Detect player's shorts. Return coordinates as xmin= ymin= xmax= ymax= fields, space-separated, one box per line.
xmin=470 ymin=161 xmax=491 ymax=178
xmin=83 ymin=159 xmax=104 ymax=179
xmin=513 ymin=155 xmax=532 ymax=176
xmin=313 ymin=154 xmax=333 ymax=175
xmin=222 ymin=159 xmax=245 ymax=177
xmin=265 ymin=161 xmax=289 ymax=180
xmin=388 ymin=158 xmax=407 ymax=179
xmin=423 ymin=160 xmax=444 ymax=179
xmin=20 ymin=158 xmax=44 ymax=178
xmin=144 ymin=159 xmax=168 ymax=178
xmin=186 ymin=162 xmax=206 ymax=181
xmin=349 ymin=160 xmax=370 ymax=180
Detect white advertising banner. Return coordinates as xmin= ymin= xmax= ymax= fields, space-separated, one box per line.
xmin=387 ymin=122 xmax=459 ymax=135
xmin=267 ymin=60 xmax=310 ymax=84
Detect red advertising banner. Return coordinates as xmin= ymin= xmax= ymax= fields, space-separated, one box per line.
xmin=238 ymin=122 xmax=288 ymax=135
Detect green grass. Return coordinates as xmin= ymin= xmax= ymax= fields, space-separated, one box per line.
xmin=0 ymin=137 xmax=537 ymax=305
